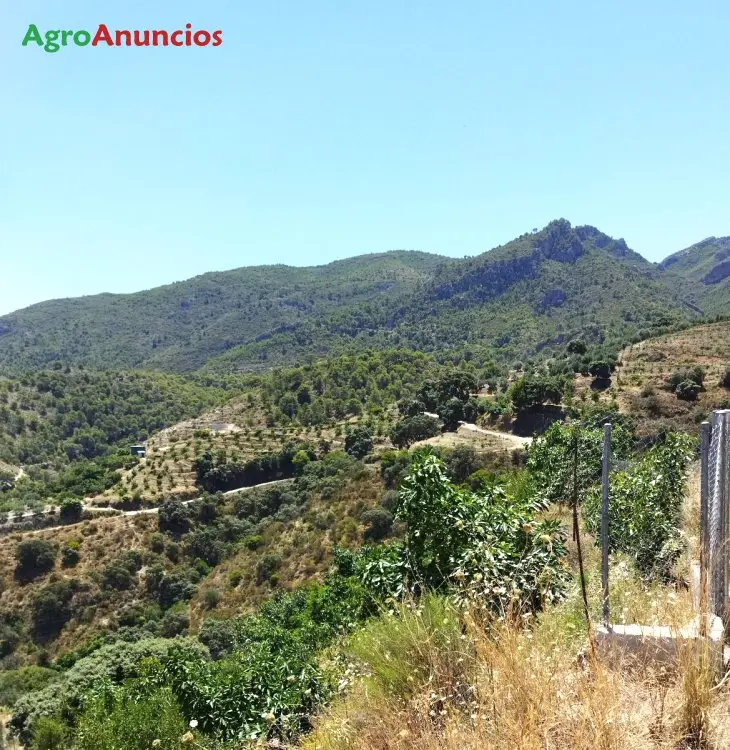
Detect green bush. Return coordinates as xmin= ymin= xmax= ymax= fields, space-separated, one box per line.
xmin=352 ymin=454 xmax=569 ymax=611
xmin=203 ymin=588 xmax=221 ymax=609
xmin=149 ymin=532 xmax=166 ymax=553
xmin=666 ymin=366 xmax=705 ymax=391
xmin=584 ymin=433 xmax=695 ymax=580
xmin=675 ymin=380 xmax=701 ymax=401
xmin=29 ymin=716 xmax=67 ymax=750
xmin=360 ymin=507 xmax=393 ymax=541
xmin=73 ymin=685 xmax=192 ymax=750
xmin=15 ymin=539 xmax=56 ymax=580
xmin=527 ymin=420 xmax=634 ymax=506
xmin=10 ymin=637 xmax=207 ymax=743
xmin=256 ymin=553 xmax=282 ymax=584
xmin=160 ymin=605 xmax=189 ymax=637
xmin=344 ymin=427 xmax=374 ymax=459
xmin=0 ymin=667 xmax=60 ymax=708
xmin=721 ymin=367 xmax=730 ymax=390
xmin=31 ymin=581 xmax=76 ymax=641
xmin=59 ymin=498 xmax=83 ymax=523
xmin=243 ymin=534 xmax=262 ymax=550
xmin=509 ymin=374 xmax=566 ymax=410
xmin=60 ymin=541 xmax=80 ymax=568
xmin=389 ymin=415 xmax=440 ymax=448
xmin=158 ymin=572 xmax=196 ymax=609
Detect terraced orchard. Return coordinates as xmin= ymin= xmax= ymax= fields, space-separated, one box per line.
xmin=612 ymin=320 xmax=730 ymax=435
xmin=94 ymin=391 xmax=397 ymax=506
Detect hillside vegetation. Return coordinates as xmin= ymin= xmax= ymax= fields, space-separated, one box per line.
xmin=612 ymin=319 xmax=730 ymax=435
xmin=0 ymin=368 xmax=233 ymax=512
xmin=1 ymin=219 xmax=719 ymax=375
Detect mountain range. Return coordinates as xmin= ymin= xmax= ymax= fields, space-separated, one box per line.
xmin=1 ymin=219 xmax=727 ymax=374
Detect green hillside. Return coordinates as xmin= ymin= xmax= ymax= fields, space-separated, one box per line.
xmin=0 ymin=251 xmax=443 ymax=374
xmin=660 ymin=235 xmax=730 ymax=315
xmin=0 ymin=369 xmax=233 ymax=510
xmin=0 ymin=220 xmax=712 ymax=375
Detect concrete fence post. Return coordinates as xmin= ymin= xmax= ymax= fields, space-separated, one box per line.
xmin=601 ymin=422 xmax=612 ymax=627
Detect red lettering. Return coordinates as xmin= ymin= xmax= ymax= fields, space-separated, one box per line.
xmin=170 ymin=30 xmax=184 ymax=47
xmin=212 ymin=30 xmax=223 ymax=46
xmin=151 ymin=30 xmax=169 ymax=46
xmin=92 ymin=23 xmax=114 ymax=46
xmin=193 ymin=30 xmax=211 ymax=46
xmin=134 ymin=30 xmax=150 ymax=46
xmin=185 ymin=23 xmax=192 ymax=46
xmin=115 ymin=29 xmax=132 ymax=46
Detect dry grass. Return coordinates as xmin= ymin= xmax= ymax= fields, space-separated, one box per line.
xmin=302 ymin=592 xmax=729 ymax=750
xmin=301 ymin=474 xmax=722 ymax=750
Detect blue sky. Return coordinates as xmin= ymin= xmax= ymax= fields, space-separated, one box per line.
xmin=2 ymin=1 xmax=730 ymax=315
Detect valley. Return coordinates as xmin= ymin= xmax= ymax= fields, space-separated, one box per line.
xmin=2 ymin=220 xmax=730 ymax=748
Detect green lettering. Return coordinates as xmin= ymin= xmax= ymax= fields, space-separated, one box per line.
xmin=21 ymin=24 xmax=43 ymax=47
xmin=74 ymin=30 xmax=91 ymax=46
xmin=44 ymin=30 xmax=60 ymax=53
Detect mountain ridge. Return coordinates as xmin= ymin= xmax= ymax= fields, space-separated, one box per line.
xmin=1 ymin=220 xmax=725 ymax=374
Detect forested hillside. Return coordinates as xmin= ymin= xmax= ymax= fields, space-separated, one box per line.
xmin=1 ymin=219 xmax=719 ymax=375
xmin=660 ymin=235 xmax=730 ymax=315
xmin=0 ymin=368 xmax=234 ymax=511
xmin=0 ymin=251 xmax=443 ymax=373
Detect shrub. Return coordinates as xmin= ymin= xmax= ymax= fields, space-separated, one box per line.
xmin=229 ymin=570 xmax=243 ymax=588
xmin=15 ymin=539 xmax=56 ymax=580
xmin=149 ymin=532 xmax=165 ymax=553
xmin=509 ymin=374 xmax=566 ymax=410
xmin=676 ymin=380 xmax=701 ymax=401
xmin=158 ymin=501 xmax=192 ymax=536
xmin=389 ymin=415 xmax=440 ymax=448
xmin=10 ymin=637 xmax=208 ymax=742
xmin=666 ymin=366 xmax=705 ymax=391
xmin=160 ymin=605 xmax=189 ymax=637
xmin=203 ymin=588 xmax=222 ymax=609
xmin=0 ymin=667 xmax=60 ymax=708
xmin=243 ymin=534 xmax=263 ymax=550
xmin=184 ymin=527 xmax=223 ymax=567
xmin=157 ymin=572 xmax=196 ymax=609
xmin=31 ymin=581 xmax=75 ymax=641
xmin=29 ymin=716 xmax=67 ymax=750
xmin=567 ymin=339 xmax=587 ymax=354
xmin=256 ymin=554 xmax=283 ymax=584
xmin=59 ymin=498 xmax=83 ymax=523
xmin=527 ymin=420 xmax=634 ymax=506
xmin=101 ymin=550 xmax=143 ymax=590
xmin=584 ymin=432 xmax=695 ymax=580
xmin=588 ymin=361 xmax=612 ymax=381
xmin=73 ymin=685 xmax=191 ymax=750
xmin=345 ymin=427 xmax=374 ymax=459
xmin=394 ymin=454 xmax=568 ymax=609
xmin=60 ymin=543 xmax=80 ymax=568
xmin=360 ymin=507 xmax=393 ymax=541
xmin=445 ymin=444 xmax=482 ymax=482
xmin=721 ymin=367 xmax=730 ymax=390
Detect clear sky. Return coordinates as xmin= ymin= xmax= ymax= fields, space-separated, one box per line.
xmin=2 ymin=1 xmax=730 ymax=315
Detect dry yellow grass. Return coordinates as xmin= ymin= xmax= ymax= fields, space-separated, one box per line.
xmin=300 ymin=462 xmax=719 ymax=750
xmin=302 ymin=591 xmax=725 ymax=750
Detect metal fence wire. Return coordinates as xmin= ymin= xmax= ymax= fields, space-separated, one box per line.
xmin=707 ymin=410 xmax=730 ymax=617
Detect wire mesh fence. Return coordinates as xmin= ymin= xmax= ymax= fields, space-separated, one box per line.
xmin=705 ymin=410 xmax=730 ymax=618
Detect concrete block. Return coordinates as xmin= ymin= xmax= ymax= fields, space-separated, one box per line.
xmin=596 ymin=615 xmax=725 ymax=680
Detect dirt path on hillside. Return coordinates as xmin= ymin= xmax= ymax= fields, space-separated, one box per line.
xmin=457 ymin=422 xmax=533 ymax=447
xmin=0 ymin=478 xmax=295 ymax=536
